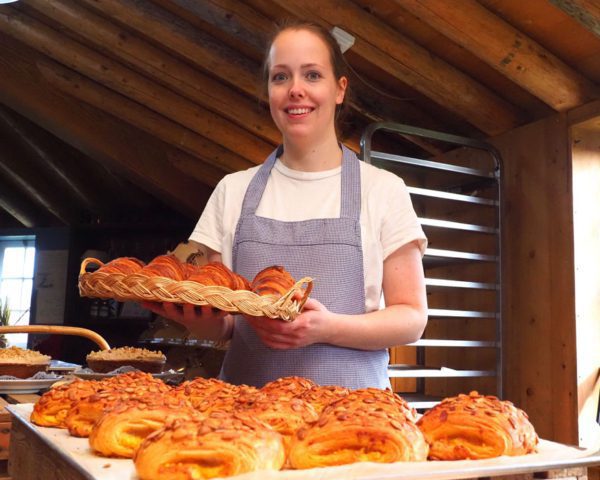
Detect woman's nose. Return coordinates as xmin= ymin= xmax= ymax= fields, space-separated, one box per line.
xmin=288 ymin=78 xmax=305 ymax=98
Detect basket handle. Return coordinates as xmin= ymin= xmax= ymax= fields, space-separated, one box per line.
xmin=0 ymin=325 xmax=110 ymax=350
xmin=79 ymin=257 xmax=105 ymax=275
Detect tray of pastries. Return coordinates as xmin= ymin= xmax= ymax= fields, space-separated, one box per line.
xmin=78 ymin=255 xmax=313 ymax=321
xmin=20 ymin=373 xmax=566 ymax=480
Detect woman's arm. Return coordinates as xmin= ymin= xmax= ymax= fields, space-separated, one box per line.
xmin=244 ymin=240 xmax=427 ymax=350
xmin=141 ymin=242 xmax=235 ymax=341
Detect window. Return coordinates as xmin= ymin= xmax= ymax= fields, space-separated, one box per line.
xmin=0 ymin=236 xmax=36 ymax=348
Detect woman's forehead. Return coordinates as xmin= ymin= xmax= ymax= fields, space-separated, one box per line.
xmin=269 ymin=29 xmax=331 ymax=67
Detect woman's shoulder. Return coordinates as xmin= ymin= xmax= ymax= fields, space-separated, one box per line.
xmin=359 ymin=160 xmax=407 ymax=191
xmin=217 ymin=164 xmax=262 ymax=191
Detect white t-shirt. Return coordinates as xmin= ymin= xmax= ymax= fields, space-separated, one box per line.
xmin=190 ymin=158 xmax=427 ymax=313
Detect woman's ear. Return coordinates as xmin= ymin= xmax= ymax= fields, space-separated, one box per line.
xmin=336 ymin=76 xmax=348 ymax=105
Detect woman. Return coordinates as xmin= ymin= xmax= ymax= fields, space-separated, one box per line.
xmin=144 ymin=20 xmax=428 ymax=389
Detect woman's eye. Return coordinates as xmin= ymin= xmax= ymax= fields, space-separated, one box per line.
xmin=306 ymin=71 xmax=322 ymax=81
xmin=271 ymin=72 xmax=287 ymax=82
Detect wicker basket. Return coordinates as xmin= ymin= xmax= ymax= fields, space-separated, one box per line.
xmin=78 ymin=258 xmax=313 ymax=322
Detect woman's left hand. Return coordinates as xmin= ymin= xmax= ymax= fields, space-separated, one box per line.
xmin=243 ymin=298 xmax=332 ymax=349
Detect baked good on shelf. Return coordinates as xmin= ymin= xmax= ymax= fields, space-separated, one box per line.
xmin=417 ymin=391 xmax=539 ymax=460
xmin=251 ymin=265 xmax=295 ymax=297
xmin=88 ymin=395 xmax=195 ymax=458
xmin=97 ymin=257 xmax=145 ymax=275
xmin=179 ymin=380 xmax=258 ymax=414
xmin=140 ymin=255 xmax=187 ymax=281
xmin=0 ymin=346 xmax=51 ymax=378
xmin=259 ymin=375 xmax=316 ymax=397
xmin=288 ymin=388 xmax=427 ymax=469
xmin=134 ymin=411 xmax=285 ymax=480
xmin=86 ymin=347 xmax=166 ymax=373
xmin=30 ymin=379 xmax=99 ymax=428
xmin=65 ymin=372 xmax=172 ymax=437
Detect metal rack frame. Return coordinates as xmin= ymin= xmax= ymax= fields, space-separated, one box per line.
xmin=360 ymin=122 xmax=503 ymax=407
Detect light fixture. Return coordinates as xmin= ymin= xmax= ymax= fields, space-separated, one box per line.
xmin=0 ymin=0 xmax=20 ymax=3
xmin=331 ymin=26 xmax=355 ymax=53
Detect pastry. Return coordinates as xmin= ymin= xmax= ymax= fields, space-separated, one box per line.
xmin=417 ymin=391 xmax=539 ymax=460
xmin=187 ymin=262 xmax=251 ymax=291
xmin=259 ymin=376 xmax=316 ymax=397
xmin=89 ymin=395 xmax=195 ymax=458
xmin=298 ymin=385 xmax=350 ymax=414
xmin=251 ymin=265 xmax=295 ymax=297
xmin=30 ymin=379 xmax=99 ymax=428
xmin=65 ymin=373 xmax=171 ymax=437
xmin=289 ymin=389 xmax=427 ymax=468
xmin=134 ymin=411 xmax=285 ymax=479
xmin=97 ymin=257 xmax=145 ymax=275
xmin=140 ymin=255 xmax=186 ymax=281
xmin=86 ymin=347 xmax=166 ymax=374
xmin=182 ymin=381 xmax=258 ymax=414
xmin=0 ymin=346 xmax=51 ymax=378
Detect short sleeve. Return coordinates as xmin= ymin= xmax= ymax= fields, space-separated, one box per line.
xmin=379 ymin=174 xmax=427 ymax=259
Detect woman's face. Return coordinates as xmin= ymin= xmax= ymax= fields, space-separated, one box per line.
xmin=267 ymin=29 xmax=347 ymax=143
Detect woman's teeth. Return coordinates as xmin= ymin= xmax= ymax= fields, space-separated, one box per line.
xmin=288 ymin=108 xmax=311 ymax=115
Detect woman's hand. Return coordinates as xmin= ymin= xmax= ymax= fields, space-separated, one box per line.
xmin=141 ymin=302 xmax=232 ymax=341
xmin=243 ymin=298 xmax=333 ymax=349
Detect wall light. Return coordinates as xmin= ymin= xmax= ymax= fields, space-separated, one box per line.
xmin=331 ymin=26 xmax=355 ymax=53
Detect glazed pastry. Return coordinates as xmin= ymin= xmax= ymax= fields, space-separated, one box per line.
xmin=298 ymin=385 xmax=350 ymax=414
xmin=134 ymin=412 xmax=285 ymax=480
xmin=237 ymin=392 xmax=319 ymax=455
xmin=289 ymin=389 xmax=427 ymax=468
xmin=89 ymin=395 xmax=195 ymax=458
xmin=65 ymin=372 xmax=171 ymax=437
xmin=251 ymin=265 xmax=295 ymax=297
xmin=97 ymin=257 xmax=145 ymax=275
xmin=260 ymin=375 xmax=316 ymax=398
xmin=187 ymin=262 xmax=251 ymax=291
xmin=141 ymin=255 xmax=186 ymax=281
xmin=30 ymin=379 xmax=99 ymax=428
xmin=417 ymin=391 xmax=539 ymax=460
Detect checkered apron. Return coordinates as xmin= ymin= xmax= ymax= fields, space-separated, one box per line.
xmin=220 ymin=145 xmax=390 ymax=389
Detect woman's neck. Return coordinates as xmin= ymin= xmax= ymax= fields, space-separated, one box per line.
xmin=279 ymin=136 xmax=342 ymax=172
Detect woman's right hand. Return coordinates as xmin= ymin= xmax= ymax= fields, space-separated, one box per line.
xmin=141 ymin=302 xmax=232 ymax=341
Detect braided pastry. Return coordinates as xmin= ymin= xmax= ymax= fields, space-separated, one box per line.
xmin=141 ymin=255 xmax=186 ymax=281
xmin=89 ymin=395 xmax=195 ymax=458
xmin=97 ymin=257 xmax=145 ymax=275
xmin=134 ymin=412 xmax=285 ymax=480
xmin=251 ymin=265 xmax=295 ymax=297
xmin=289 ymin=389 xmax=427 ymax=468
xmin=417 ymin=391 xmax=539 ymax=460
xmin=30 ymin=379 xmax=99 ymax=428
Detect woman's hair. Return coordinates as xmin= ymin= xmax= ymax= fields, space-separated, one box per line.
xmin=261 ymin=18 xmax=352 ymax=137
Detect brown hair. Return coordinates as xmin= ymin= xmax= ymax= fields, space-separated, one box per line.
xmin=261 ymin=18 xmax=352 ymax=137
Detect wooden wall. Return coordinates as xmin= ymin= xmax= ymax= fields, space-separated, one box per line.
xmin=491 ymin=112 xmax=579 ymax=445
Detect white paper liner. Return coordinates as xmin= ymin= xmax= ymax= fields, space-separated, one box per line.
xmin=8 ymin=404 xmax=600 ymax=480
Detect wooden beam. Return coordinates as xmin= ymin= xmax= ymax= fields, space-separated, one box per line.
xmin=0 ymin=105 xmax=104 ymax=214
xmin=0 ymin=127 xmax=76 ymax=225
xmin=38 ymin=59 xmax=252 ymax=180
xmin=0 ymin=170 xmax=52 ymax=228
xmin=0 ymin=33 xmax=210 ymax=218
xmin=23 ymin=0 xmax=281 ymax=147
xmin=397 ymin=0 xmax=599 ymax=111
xmin=550 ymin=0 xmax=600 ymax=38
xmin=0 ymin=7 xmax=272 ymax=164
xmin=264 ymin=0 xmax=525 ymax=136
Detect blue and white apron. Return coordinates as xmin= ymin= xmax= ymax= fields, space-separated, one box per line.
xmin=220 ymin=144 xmax=390 ymax=389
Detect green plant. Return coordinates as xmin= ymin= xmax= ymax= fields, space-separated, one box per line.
xmin=0 ymin=297 xmax=9 ymax=327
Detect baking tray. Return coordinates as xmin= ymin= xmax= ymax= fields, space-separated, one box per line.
xmin=7 ymin=404 xmax=600 ymax=480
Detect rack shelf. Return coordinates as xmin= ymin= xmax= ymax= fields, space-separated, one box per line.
xmin=361 ymin=122 xmax=502 ymax=410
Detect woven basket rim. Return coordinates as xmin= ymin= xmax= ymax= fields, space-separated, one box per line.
xmin=78 ymin=258 xmax=313 ymax=321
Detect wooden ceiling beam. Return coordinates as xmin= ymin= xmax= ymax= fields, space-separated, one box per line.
xmin=549 ymin=0 xmax=600 ymax=38
xmin=397 ymin=0 xmax=599 ymax=111
xmin=0 ymin=170 xmax=54 ymax=228
xmin=0 ymin=105 xmax=104 ymax=214
xmin=24 ymin=0 xmax=281 ymax=147
xmin=38 ymin=59 xmax=253 ymax=180
xmin=0 ymin=6 xmax=272 ymax=164
xmin=265 ymin=0 xmax=525 ymax=136
xmin=0 ymin=34 xmax=210 ymax=218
